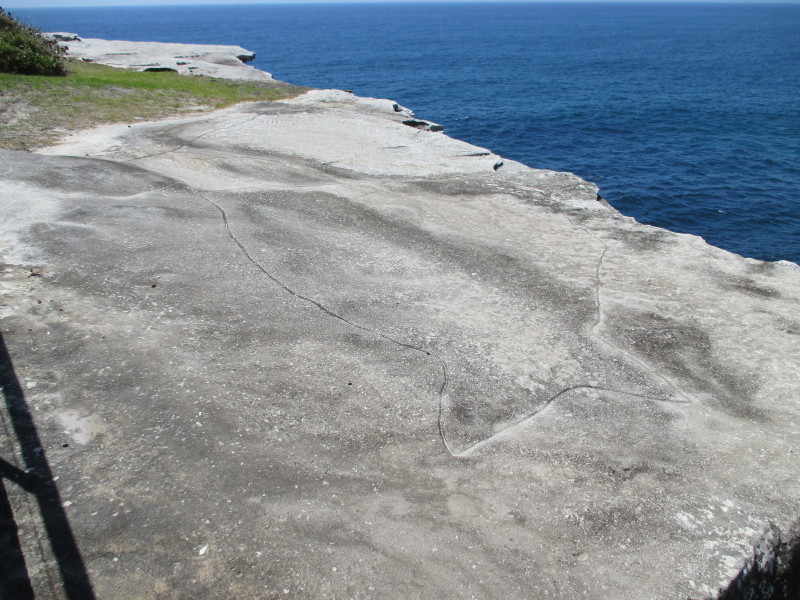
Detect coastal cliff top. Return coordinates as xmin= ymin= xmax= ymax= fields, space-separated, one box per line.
xmin=48 ymin=33 xmax=273 ymax=81
xmin=1 ymin=37 xmax=799 ymax=600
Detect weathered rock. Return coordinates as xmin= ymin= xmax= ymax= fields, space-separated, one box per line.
xmin=49 ymin=36 xmax=272 ymax=81
xmin=291 ymin=88 xmax=415 ymax=117
xmin=45 ymin=32 xmax=81 ymax=42
xmin=403 ymin=118 xmax=445 ymax=132
xmin=0 ymin=45 xmax=798 ymax=600
xmin=713 ymin=519 xmax=800 ymax=600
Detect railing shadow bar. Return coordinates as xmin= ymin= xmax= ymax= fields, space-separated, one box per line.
xmin=0 ymin=331 xmax=96 ymax=600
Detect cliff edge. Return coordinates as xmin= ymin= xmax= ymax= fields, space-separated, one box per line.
xmin=47 ymin=33 xmax=273 ymax=80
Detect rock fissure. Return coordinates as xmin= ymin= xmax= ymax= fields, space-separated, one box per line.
xmin=200 ymin=191 xmax=455 ymax=455
xmin=454 ymin=384 xmax=689 ymax=457
xmin=559 ymin=204 xmax=692 ymax=403
xmin=580 ymin=218 xmax=691 ymax=404
xmin=446 ymin=197 xmax=694 ymax=457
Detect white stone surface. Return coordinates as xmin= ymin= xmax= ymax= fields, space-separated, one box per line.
xmin=2 ymin=37 xmax=798 ymax=600
xmin=290 ymin=88 xmax=415 ymax=117
xmin=41 ymin=96 xmax=513 ymax=179
xmin=49 ymin=35 xmax=273 ymax=81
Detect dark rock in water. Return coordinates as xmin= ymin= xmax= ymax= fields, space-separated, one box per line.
xmin=715 ymin=519 xmax=800 ymax=600
xmin=47 ymin=32 xmax=81 ymax=42
xmin=403 ymin=119 xmax=444 ymax=132
xmin=596 ymin=193 xmax=611 ymax=208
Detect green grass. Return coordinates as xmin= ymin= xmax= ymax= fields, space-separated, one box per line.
xmin=0 ymin=60 xmax=308 ymax=150
xmin=0 ymin=8 xmax=66 ymax=76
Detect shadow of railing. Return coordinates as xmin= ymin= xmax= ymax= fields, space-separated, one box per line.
xmin=0 ymin=331 xmax=96 ymax=600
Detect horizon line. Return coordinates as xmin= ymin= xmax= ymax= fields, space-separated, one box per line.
xmin=8 ymin=0 xmax=800 ymax=9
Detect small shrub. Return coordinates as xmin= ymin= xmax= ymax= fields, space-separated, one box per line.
xmin=0 ymin=7 xmax=66 ymax=76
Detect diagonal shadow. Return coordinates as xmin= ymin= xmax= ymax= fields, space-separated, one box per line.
xmin=0 ymin=331 xmax=96 ymax=600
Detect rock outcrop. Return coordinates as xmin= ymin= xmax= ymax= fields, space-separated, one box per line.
xmin=714 ymin=519 xmax=800 ymax=600
xmin=47 ymin=34 xmax=272 ymax=80
xmin=0 ymin=37 xmax=798 ymax=600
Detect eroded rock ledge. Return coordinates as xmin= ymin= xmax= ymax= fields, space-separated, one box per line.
xmin=0 ymin=37 xmax=798 ymax=600
xmin=47 ymin=33 xmax=272 ymax=80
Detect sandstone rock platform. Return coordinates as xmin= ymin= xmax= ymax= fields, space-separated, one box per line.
xmin=1 ymin=40 xmax=798 ymax=600
xmin=47 ymin=33 xmax=272 ymax=81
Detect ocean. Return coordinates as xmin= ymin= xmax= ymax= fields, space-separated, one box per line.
xmin=13 ymin=2 xmax=800 ymax=263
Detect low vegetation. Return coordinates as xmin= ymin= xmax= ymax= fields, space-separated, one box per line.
xmin=0 ymin=59 xmax=308 ymax=149
xmin=0 ymin=7 xmax=308 ymax=151
xmin=0 ymin=7 xmax=66 ymax=76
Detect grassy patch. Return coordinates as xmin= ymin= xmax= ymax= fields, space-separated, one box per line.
xmin=0 ymin=59 xmax=308 ymax=149
xmin=0 ymin=8 xmax=66 ymax=76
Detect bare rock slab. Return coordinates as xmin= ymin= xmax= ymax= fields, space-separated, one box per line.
xmin=1 ymin=89 xmax=799 ymax=599
xmin=48 ymin=34 xmax=273 ymax=80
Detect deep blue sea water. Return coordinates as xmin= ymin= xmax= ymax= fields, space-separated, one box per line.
xmin=13 ymin=3 xmax=800 ymax=263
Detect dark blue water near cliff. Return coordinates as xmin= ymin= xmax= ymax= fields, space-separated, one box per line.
xmin=16 ymin=3 xmax=800 ymax=263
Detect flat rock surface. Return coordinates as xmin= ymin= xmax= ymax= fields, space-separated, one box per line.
xmin=1 ymin=88 xmax=799 ymax=599
xmin=48 ymin=34 xmax=273 ymax=80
